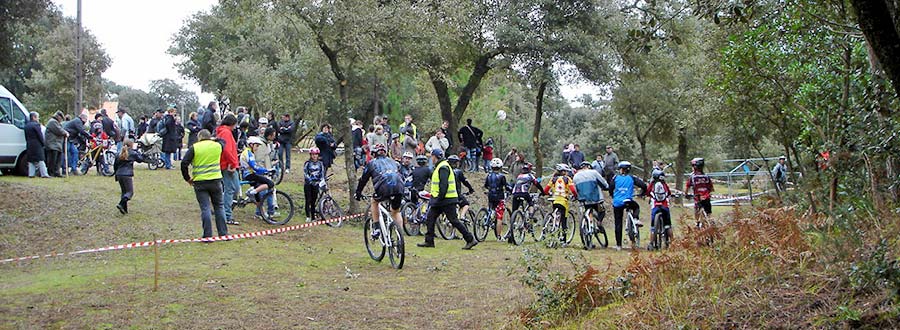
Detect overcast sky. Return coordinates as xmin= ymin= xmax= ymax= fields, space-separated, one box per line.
xmin=55 ymin=0 xmax=599 ymax=106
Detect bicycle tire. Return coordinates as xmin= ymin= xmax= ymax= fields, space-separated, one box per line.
xmin=541 ymin=210 xmax=559 ymax=243
xmin=595 ymin=223 xmax=608 ymax=248
xmin=272 ymin=162 xmax=284 ymax=185
xmin=465 ymin=209 xmax=477 ymax=238
xmin=495 ymin=207 xmax=512 ymax=242
xmin=530 ymin=206 xmax=546 ymax=242
xmin=319 ymin=194 xmax=344 ymax=228
xmin=580 ymin=214 xmax=593 ymax=250
xmin=437 ymin=214 xmax=456 ymax=240
xmin=363 ymin=217 xmax=385 ymax=262
xmin=650 ymin=212 xmax=663 ymax=251
xmin=400 ymin=202 xmax=417 ymax=236
xmin=510 ymin=210 xmax=527 ymax=246
xmin=626 ymin=212 xmax=640 ymax=248
xmin=100 ymin=151 xmax=116 ymax=176
xmin=565 ymin=210 xmax=577 ymax=244
xmin=259 ymin=190 xmax=294 ymax=225
xmin=474 ymin=208 xmax=490 ymax=242
xmin=411 ymin=202 xmax=427 ymax=236
xmin=387 ymin=222 xmax=405 ymax=269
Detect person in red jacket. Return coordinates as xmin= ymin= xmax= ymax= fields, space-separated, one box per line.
xmin=217 ymin=114 xmax=241 ymax=225
xmin=481 ymin=138 xmax=494 ymax=173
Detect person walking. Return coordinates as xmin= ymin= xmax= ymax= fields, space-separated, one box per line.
xmin=187 ymin=112 xmax=201 ymax=147
xmin=181 ymin=129 xmax=229 ymax=239
xmin=44 ymin=111 xmax=68 ymax=177
xmin=216 ymin=114 xmax=241 ymax=226
xmin=277 ymin=113 xmax=296 ymax=173
xmin=772 ymin=156 xmax=788 ymax=192
xmin=314 ymin=123 xmax=338 ymax=169
xmin=115 ymin=108 xmax=135 ymax=151
xmin=113 ymin=139 xmax=145 ymax=214
xmin=160 ymin=107 xmax=179 ymax=169
xmin=417 ymin=149 xmax=478 ymax=250
xmin=24 ymin=112 xmax=49 ymax=178
xmin=64 ymin=113 xmax=91 ymax=175
xmin=458 ymin=118 xmax=484 ymax=172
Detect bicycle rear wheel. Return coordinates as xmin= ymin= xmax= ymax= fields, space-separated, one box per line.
xmin=387 ymin=222 xmax=405 ymax=269
xmin=510 ymin=210 xmax=527 ymax=246
xmin=580 ymin=215 xmax=593 ymax=250
xmin=474 ymin=208 xmax=490 ymax=242
xmin=271 ymin=162 xmax=284 ymax=185
xmin=437 ymin=214 xmax=456 ymax=240
xmin=262 ymin=190 xmax=294 ymax=225
xmin=319 ymin=194 xmax=343 ymax=227
xmin=363 ymin=217 xmax=385 ymax=262
xmin=530 ymin=206 xmax=546 ymax=242
xmin=400 ymin=202 xmax=418 ymax=236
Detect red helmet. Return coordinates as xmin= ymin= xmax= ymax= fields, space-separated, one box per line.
xmin=310 ymin=147 xmax=320 ymax=155
xmin=373 ymin=143 xmax=387 ymax=155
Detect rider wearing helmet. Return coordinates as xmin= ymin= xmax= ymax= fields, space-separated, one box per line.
xmin=240 ymin=136 xmax=276 ymax=219
xmin=399 ymin=151 xmax=415 ymax=188
xmin=649 ymin=169 xmax=671 ymax=249
xmin=410 ymin=155 xmax=431 ymax=205
xmin=686 ymin=157 xmax=714 ymax=218
xmin=447 ymin=155 xmax=475 ymax=218
xmin=355 ymin=143 xmax=406 ymax=229
xmin=418 ymin=147 xmax=477 ymax=250
xmin=511 ymin=163 xmax=543 ymax=213
xmin=484 ymin=158 xmax=511 ymax=220
xmin=543 ymin=164 xmax=578 ymax=243
xmin=610 ymin=161 xmax=648 ymax=251
xmin=574 ymin=161 xmax=609 ymax=223
xmin=303 ymin=147 xmax=325 ymax=222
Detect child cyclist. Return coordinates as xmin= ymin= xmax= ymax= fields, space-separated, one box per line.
xmin=484 ymin=158 xmax=511 ymax=239
xmin=543 ymin=164 xmax=578 ymax=244
xmin=241 ymin=136 xmax=276 ymax=219
xmin=303 ymin=148 xmax=325 ymax=222
xmin=610 ymin=161 xmax=648 ymax=251
xmin=686 ymin=157 xmax=714 ymax=223
xmin=648 ymin=169 xmax=671 ymax=249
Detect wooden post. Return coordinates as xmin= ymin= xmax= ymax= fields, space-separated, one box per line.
xmin=153 ymin=237 xmax=159 ymax=292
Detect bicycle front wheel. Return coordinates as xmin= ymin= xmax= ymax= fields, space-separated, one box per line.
xmin=100 ymin=151 xmax=116 ymax=176
xmin=510 ymin=210 xmax=527 ymax=246
xmin=387 ymin=222 xmax=405 ymax=269
xmin=437 ymin=214 xmax=456 ymax=240
xmin=319 ymin=194 xmax=344 ymax=228
xmin=565 ymin=210 xmax=577 ymax=244
xmin=474 ymin=208 xmax=490 ymax=242
xmin=363 ymin=217 xmax=385 ymax=262
xmin=262 ymin=190 xmax=294 ymax=225
xmin=400 ymin=202 xmax=418 ymax=236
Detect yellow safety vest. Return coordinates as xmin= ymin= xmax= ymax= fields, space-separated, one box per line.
xmin=431 ymin=160 xmax=458 ymax=199
xmin=191 ymin=140 xmax=223 ymax=181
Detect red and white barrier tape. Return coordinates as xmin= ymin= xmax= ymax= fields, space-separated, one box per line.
xmin=0 ymin=213 xmax=365 ymax=264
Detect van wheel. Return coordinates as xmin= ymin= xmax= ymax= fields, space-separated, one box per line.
xmin=15 ymin=152 xmax=27 ymax=176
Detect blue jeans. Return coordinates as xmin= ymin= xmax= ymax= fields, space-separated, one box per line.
xmin=482 ymin=159 xmax=490 ymax=172
xmin=66 ymin=141 xmax=79 ymax=174
xmin=279 ymin=142 xmax=291 ymax=170
xmin=194 ymin=179 xmax=228 ymax=238
xmin=163 ymin=152 xmax=173 ymax=168
xmin=650 ymin=206 xmax=671 ymax=233
xmin=467 ymin=148 xmax=480 ymax=171
xmin=255 ymin=190 xmax=275 ymax=217
xmin=221 ymin=170 xmax=240 ymax=221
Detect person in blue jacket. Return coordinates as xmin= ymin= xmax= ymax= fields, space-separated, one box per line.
xmin=573 ymin=161 xmax=609 ymax=223
xmin=609 ymin=161 xmax=647 ymax=251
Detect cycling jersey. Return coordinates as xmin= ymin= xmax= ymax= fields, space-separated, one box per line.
xmin=512 ymin=173 xmax=540 ymax=195
xmin=484 ymin=172 xmax=510 ymax=202
xmin=304 ymin=160 xmax=325 ymax=185
xmin=356 ymin=156 xmax=404 ymax=199
xmin=686 ymin=171 xmax=714 ymax=201
xmin=611 ymin=174 xmax=647 ymax=208
xmin=240 ymin=149 xmax=268 ymax=178
xmin=573 ymin=168 xmax=608 ymax=204
xmin=651 ymin=181 xmax=670 ymax=208
xmin=543 ymin=175 xmax=577 ymax=209
xmin=399 ymin=164 xmax=414 ymax=187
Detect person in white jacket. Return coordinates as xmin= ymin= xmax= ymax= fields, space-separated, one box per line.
xmin=425 ymin=129 xmax=449 ymax=154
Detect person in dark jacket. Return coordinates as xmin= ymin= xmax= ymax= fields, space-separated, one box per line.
xmin=187 ymin=112 xmax=201 ymax=147
xmin=568 ymin=144 xmax=585 ymax=167
xmin=276 ymin=114 xmax=296 ymax=172
xmin=174 ymin=115 xmax=185 ymax=161
xmin=100 ymin=109 xmax=117 ymax=140
xmin=303 ymin=148 xmax=326 ymax=222
xmin=417 ymin=149 xmax=477 ymax=249
xmin=24 ymin=112 xmax=49 ymax=178
xmin=314 ymin=123 xmax=337 ymax=169
xmin=160 ymin=108 xmax=179 ymax=169
xmin=44 ymin=111 xmax=69 ymax=177
xmin=458 ymin=118 xmax=484 ymax=172
xmin=136 ymin=116 xmax=149 ymax=138
xmin=64 ymin=114 xmax=91 ymax=175
xmin=114 ymin=139 xmax=144 ymax=214
xmin=147 ymin=109 xmax=163 ymax=134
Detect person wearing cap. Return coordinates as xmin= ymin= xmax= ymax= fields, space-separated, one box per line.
xmin=253 ymin=117 xmax=273 ymax=169
xmin=355 ymin=143 xmax=406 ymax=232
xmin=314 ymin=123 xmax=337 ymax=169
xmin=418 ymin=148 xmax=478 ymax=249
xmin=772 ymin=156 xmax=788 ymax=192
xmin=303 ymin=147 xmax=326 ymax=222
xmin=241 ymin=136 xmax=277 ymax=220
xmin=216 ymin=114 xmax=241 ymax=225
xmin=44 ymin=111 xmax=69 ymax=177
xmin=181 ymin=129 xmax=229 ymax=239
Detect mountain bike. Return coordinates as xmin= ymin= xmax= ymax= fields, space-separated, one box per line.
xmin=648 ymin=193 xmax=676 ymax=251
xmin=77 ymin=139 xmax=115 ymax=176
xmin=361 ymin=195 xmax=405 ymax=269
xmin=622 ymin=199 xmax=641 ymax=249
xmin=232 ymin=171 xmax=294 ymax=225
xmin=686 ymin=194 xmax=717 ymax=246
xmin=401 ymin=190 xmax=427 ymax=236
xmin=438 ymin=193 xmax=476 ymax=240
xmin=473 ymin=196 xmax=512 ymax=242
xmin=578 ymin=201 xmax=609 ymax=250
xmin=540 ymin=199 xmax=576 ymax=248
xmin=315 ymin=174 xmax=343 ymax=227
xmin=509 ymin=193 xmax=547 ymax=245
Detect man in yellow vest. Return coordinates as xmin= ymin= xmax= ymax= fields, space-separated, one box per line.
xmin=181 ymin=129 xmax=229 ymax=239
xmin=417 ymin=149 xmax=477 ymax=250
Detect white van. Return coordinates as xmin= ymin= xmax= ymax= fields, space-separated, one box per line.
xmin=0 ymin=85 xmax=30 ymax=175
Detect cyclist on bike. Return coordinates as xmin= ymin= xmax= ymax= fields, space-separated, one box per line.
xmin=649 ymin=169 xmax=671 ymax=249
xmin=240 ymin=137 xmax=277 ymax=219
xmin=484 ymin=158 xmax=511 ymax=216
xmin=511 ymin=163 xmax=543 ymax=212
xmin=410 ymin=155 xmax=431 ymax=204
xmin=447 ymin=155 xmax=475 ymax=220
xmin=574 ymin=161 xmax=609 ymax=223
xmin=686 ymin=157 xmax=714 ymax=220
xmin=399 ymin=151 xmax=415 ymax=190
xmin=610 ymin=161 xmax=648 ymax=251
xmin=355 ymin=143 xmax=406 ymax=230
xmin=543 ymin=164 xmax=578 ymax=243
xmin=303 ymin=148 xmax=325 ymax=222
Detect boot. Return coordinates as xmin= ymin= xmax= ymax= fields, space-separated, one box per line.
xmin=417 ymin=241 xmax=435 ymax=248
xmin=462 ymin=240 xmax=478 ymax=250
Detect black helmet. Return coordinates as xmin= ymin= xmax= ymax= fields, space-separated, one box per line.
xmin=652 ymin=169 xmax=665 ymax=181
xmin=521 ymin=162 xmax=533 ymax=173
xmin=691 ymin=158 xmax=705 ymax=168
xmin=415 ymin=155 xmax=428 ymax=164
xmin=447 ymin=155 xmax=461 ymax=163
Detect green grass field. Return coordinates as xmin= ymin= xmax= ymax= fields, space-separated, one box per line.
xmin=0 ymin=153 xmax=736 ymax=329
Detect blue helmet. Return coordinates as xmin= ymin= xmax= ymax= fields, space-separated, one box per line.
xmin=431 ymin=148 xmax=444 ymax=159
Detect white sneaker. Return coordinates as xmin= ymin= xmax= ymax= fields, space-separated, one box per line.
xmin=285 ymin=169 xmax=290 ymax=174
xmin=614 ymin=245 xmax=622 ymax=251
xmin=634 ymin=219 xmax=644 ymax=227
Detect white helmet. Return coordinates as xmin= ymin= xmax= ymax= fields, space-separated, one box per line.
xmin=490 ymin=158 xmax=503 ymax=169
xmin=258 ymin=117 xmax=269 ymax=125
xmin=247 ymin=136 xmax=265 ymax=145
xmin=402 ymin=151 xmax=414 ymax=159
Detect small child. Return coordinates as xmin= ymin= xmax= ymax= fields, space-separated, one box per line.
xmin=304 ymin=148 xmax=326 ymax=222
xmin=543 ymin=164 xmax=578 ymax=243
xmin=482 ymin=138 xmax=494 ymax=173
xmin=649 ymin=170 xmax=672 ymax=249
xmin=113 ymin=139 xmax=144 ymax=214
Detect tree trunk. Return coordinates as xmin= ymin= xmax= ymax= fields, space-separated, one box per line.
xmin=635 ymin=126 xmax=649 ymax=180
xmin=850 ymin=0 xmax=900 ymax=97
xmin=533 ymin=80 xmax=548 ymax=177
xmin=451 ymin=51 xmax=499 ymax=121
xmin=675 ymin=126 xmax=688 ymax=204
xmin=339 ymin=79 xmax=359 ymax=214
xmin=373 ymin=76 xmax=380 ymax=116
xmin=430 ymin=72 xmax=458 ymax=148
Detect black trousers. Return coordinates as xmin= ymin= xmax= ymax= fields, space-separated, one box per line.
xmin=304 ymin=182 xmax=320 ymax=218
xmin=117 ymin=176 xmax=134 ymax=201
xmin=424 ymin=202 xmax=474 ymax=244
xmin=45 ymin=149 xmax=61 ymax=176
xmin=613 ymin=201 xmax=640 ymax=247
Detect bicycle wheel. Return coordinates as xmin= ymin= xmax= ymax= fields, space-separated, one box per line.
xmin=530 ymin=206 xmax=546 ymax=242
xmin=319 ymin=194 xmax=344 ymax=227
xmin=148 ymin=154 xmax=160 ymax=170
xmin=540 ymin=211 xmax=558 ymax=243
xmin=412 ymin=203 xmax=428 ymax=236
xmin=465 ymin=209 xmax=477 ymax=237
xmin=400 ymin=202 xmax=418 ymax=236
xmin=580 ymin=215 xmax=593 ymax=250
xmin=363 ymin=217 xmax=385 ymax=262
xmin=510 ymin=210 xmax=527 ymax=246
xmin=271 ymin=162 xmax=284 ymax=185
xmin=565 ymin=210 xmax=577 ymax=244
xmin=626 ymin=212 xmax=640 ymax=248
xmin=100 ymin=151 xmax=116 ymax=176
xmin=474 ymin=208 xmax=490 ymax=242
xmin=260 ymin=190 xmax=294 ymax=225
xmin=437 ymin=214 xmax=457 ymax=240
xmin=387 ymin=222 xmax=405 ymax=269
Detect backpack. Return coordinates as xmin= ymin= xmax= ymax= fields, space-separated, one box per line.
xmin=652 ymin=181 xmax=668 ymax=202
